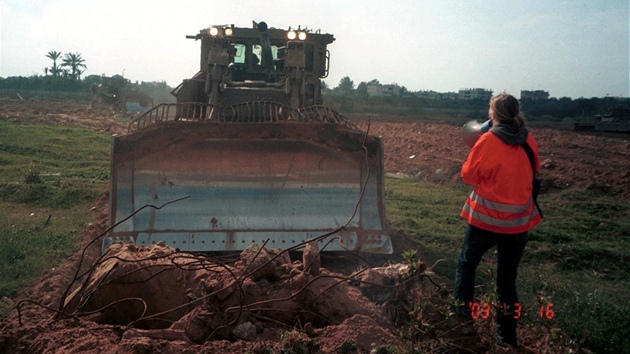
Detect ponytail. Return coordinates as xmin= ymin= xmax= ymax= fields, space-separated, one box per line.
xmin=490 ymin=92 xmax=525 ymax=129
xmin=513 ymin=112 xmax=525 ymax=130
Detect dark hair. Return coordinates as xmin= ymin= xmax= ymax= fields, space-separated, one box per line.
xmin=490 ymin=92 xmax=524 ymax=129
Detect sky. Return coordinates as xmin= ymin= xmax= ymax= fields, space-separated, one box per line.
xmin=0 ymin=0 xmax=628 ymax=99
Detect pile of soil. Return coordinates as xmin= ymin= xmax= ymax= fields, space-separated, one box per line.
xmin=0 ymin=221 xmax=415 ymax=353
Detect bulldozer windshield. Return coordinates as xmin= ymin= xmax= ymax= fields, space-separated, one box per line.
xmin=231 ymin=42 xmax=281 ymax=76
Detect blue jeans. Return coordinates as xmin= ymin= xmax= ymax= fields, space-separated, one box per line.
xmin=453 ymin=225 xmax=529 ymax=316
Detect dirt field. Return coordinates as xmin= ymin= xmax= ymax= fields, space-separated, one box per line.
xmin=1 ymin=99 xmax=627 ymax=353
xmin=349 ymin=114 xmax=630 ymax=201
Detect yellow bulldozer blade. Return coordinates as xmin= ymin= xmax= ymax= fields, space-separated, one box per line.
xmin=104 ymin=103 xmax=392 ymax=254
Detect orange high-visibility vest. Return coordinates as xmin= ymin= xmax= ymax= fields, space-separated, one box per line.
xmin=460 ymin=132 xmax=542 ymax=234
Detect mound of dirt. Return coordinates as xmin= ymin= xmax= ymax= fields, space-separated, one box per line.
xmin=1 ymin=226 xmax=416 ymax=353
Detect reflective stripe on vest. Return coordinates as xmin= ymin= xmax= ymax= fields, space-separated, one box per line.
xmin=462 ymin=191 xmax=539 ymax=229
xmin=468 ymin=190 xmax=533 ymax=214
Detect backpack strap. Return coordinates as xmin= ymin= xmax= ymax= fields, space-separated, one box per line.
xmin=521 ymin=142 xmax=543 ymax=219
xmin=521 ymin=142 xmax=536 ymax=174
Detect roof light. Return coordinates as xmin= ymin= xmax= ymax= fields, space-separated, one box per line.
xmin=209 ymin=27 xmax=220 ymax=36
xmin=298 ymin=32 xmax=307 ymax=40
xmin=225 ymin=27 xmax=233 ymax=36
xmin=287 ymin=31 xmax=297 ymax=40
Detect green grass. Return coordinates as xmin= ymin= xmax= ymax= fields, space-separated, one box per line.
xmin=0 ymin=118 xmax=110 ymax=315
xmin=385 ymin=177 xmax=630 ymax=354
xmin=0 ymin=202 xmax=92 ymax=295
xmin=0 ymin=118 xmax=109 ymax=209
xmin=0 ymin=118 xmax=110 ymax=183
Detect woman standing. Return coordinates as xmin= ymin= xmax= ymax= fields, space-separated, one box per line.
xmin=453 ymin=92 xmax=542 ymax=347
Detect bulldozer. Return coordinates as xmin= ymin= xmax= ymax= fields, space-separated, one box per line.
xmin=91 ymin=75 xmax=154 ymax=113
xmin=103 ymin=21 xmax=392 ymax=254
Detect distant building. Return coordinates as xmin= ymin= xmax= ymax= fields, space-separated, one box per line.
xmin=520 ymin=90 xmax=550 ymax=100
xmin=415 ymin=90 xmax=458 ymax=100
xmin=367 ymin=84 xmax=400 ymax=97
xmin=458 ymin=88 xmax=493 ymax=100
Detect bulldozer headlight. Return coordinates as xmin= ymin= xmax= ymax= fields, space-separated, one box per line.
xmin=208 ymin=27 xmax=220 ymax=36
xmin=287 ymin=31 xmax=306 ymax=40
xmin=225 ymin=27 xmax=233 ymax=36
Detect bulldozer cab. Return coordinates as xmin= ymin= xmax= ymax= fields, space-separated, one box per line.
xmin=104 ymin=22 xmax=392 ymax=255
xmin=172 ymin=21 xmax=332 ymax=110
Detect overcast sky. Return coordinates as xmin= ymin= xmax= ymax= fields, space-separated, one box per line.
xmin=1 ymin=0 xmax=628 ymax=99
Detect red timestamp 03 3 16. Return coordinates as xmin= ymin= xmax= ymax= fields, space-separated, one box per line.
xmin=467 ymin=302 xmax=555 ymax=320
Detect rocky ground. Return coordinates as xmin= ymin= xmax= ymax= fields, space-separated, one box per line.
xmin=1 ymin=99 xmax=627 ymax=353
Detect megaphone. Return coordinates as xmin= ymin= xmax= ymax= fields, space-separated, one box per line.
xmin=462 ymin=119 xmax=492 ymax=148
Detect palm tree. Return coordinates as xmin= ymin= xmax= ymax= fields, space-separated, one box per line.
xmin=46 ymin=50 xmax=62 ymax=77
xmin=61 ymin=52 xmax=87 ymax=80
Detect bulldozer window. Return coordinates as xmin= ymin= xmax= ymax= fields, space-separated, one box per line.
xmin=252 ymin=45 xmax=262 ymax=66
xmin=231 ymin=42 xmax=280 ymax=74
xmin=233 ymin=44 xmax=246 ymax=64
xmin=251 ymin=44 xmax=279 ymax=70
